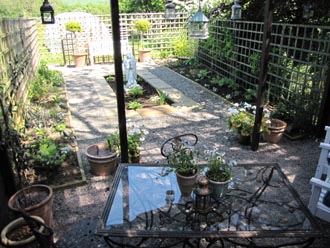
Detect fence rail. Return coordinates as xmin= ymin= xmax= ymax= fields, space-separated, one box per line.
xmin=0 ymin=18 xmax=40 ymax=128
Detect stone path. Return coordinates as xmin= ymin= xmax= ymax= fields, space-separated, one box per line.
xmin=52 ymin=62 xmax=330 ymax=247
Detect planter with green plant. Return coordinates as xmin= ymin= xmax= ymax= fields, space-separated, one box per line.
xmin=204 ymin=150 xmax=234 ymax=198
xmin=65 ymin=21 xmax=87 ymax=67
xmin=165 ymin=146 xmax=199 ymax=197
xmin=134 ymin=19 xmax=151 ymax=62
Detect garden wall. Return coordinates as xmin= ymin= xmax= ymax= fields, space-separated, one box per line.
xmin=198 ymin=20 xmax=330 ymax=133
xmin=0 ymin=18 xmax=40 ymax=128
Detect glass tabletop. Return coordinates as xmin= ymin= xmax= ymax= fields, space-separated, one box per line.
xmin=97 ymin=163 xmax=322 ymax=246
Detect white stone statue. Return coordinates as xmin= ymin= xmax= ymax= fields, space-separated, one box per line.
xmin=123 ymin=49 xmax=138 ymax=89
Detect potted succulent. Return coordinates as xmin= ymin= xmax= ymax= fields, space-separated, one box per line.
xmin=134 ymin=19 xmax=151 ymax=62
xmin=166 ymin=147 xmax=199 ymax=197
xmin=204 ymin=150 xmax=235 ymax=198
xmin=85 ymin=137 xmax=119 ymax=176
xmin=65 ymin=21 xmax=87 ymax=67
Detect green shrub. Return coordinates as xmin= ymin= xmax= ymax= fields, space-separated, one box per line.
xmin=171 ymin=33 xmax=197 ymax=58
xmin=134 ymin=20 xmax=151 ymax=33
xmin=65 ymin=21 xmax=83 ymax=33
xmin=128 ymin=101 xmax=143 ymax=110
xmin=127 ymin=87 xmax=144 ymax=98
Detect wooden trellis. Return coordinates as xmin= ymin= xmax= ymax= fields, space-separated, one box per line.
xmin=198 ymin=20 xmax=330 ymax=133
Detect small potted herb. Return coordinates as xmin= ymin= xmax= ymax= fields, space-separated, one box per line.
xmin=166 ymin=146 xmax=199 ymax=197
xmin=204 ymin=149 xmax=235 ymax=198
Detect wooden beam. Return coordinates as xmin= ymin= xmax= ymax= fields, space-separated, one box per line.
xmin=251 ymin=0 xmax=273 ymax=151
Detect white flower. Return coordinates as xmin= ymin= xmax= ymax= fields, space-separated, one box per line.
xmin=266 ymin=120 xmax=271 ymax=124
xmin=139 ymin=137 xmax=145 ymax=142
xmin=229 ymin=108 xmax=239 ymax=115
xmin=234 ymin=103 xmax=239 ymax=107
xmin=264 ymin=113 xmax=270 ymax=118
xmin=239 ymin=108 xmax=246 ymax=112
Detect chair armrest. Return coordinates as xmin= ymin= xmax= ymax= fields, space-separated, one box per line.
xmin=310 ymin=177 xmax=330 ymax=191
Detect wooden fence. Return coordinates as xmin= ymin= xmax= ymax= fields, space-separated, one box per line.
xmin=0 ymin=18 xmax=40 ymax=128
xmin=198 ymin=20 xmax=330 ymax=133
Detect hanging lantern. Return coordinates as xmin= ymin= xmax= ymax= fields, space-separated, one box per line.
xmin=40 ymin=0 xmax=55 ymax=24
xmin=188 ymin=8 xmax=209 ymax=39
xmin=303 ymin=3 xmax=314 ymax=19
xmin=165 ymin=0 xmax=176 ymax=20
xmin=231 ymin=0 xmax=242 ymax=20
xmin=193 ymin=177 xmax=213 ymax=214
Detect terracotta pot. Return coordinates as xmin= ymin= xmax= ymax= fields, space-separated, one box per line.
xmin=138 ymin=49 xmax=151 ymax=62
xmin=264 ymin=118 xmax=287 ymax=144
xmin=175 ymin=172 xmax=198 ymax=197
xmin=8 ymin=185 xmax=53 ymax=227
xmin=208 ymin=178 xmax=232 ymax=199
xmin=1 ymin=216 xmax=44 ymax=247
xmin=86 ymin=143 xmax=118 ymax=176
xmin=237 ymin=133 xmax=250 ymax=145
xmin=72 ymin=53 xmax=87 ymax=67
xmin=129 ymin=154 xmax=140 ymax=163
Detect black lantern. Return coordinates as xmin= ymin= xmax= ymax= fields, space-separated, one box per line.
xmin=303 ymin=3 xmax=314 ymax=19
xmin=188 ymin=7 xmax=209 ymax=39
xmin=193 ymin=177 xmax=212 ymax=214
xmin=40 ymin=0 xmax=55 ymax=24
xmin=165 ymin=0 xmax=176 ymax=20
xmin=231 ymin=0 xmax=242 ymax=20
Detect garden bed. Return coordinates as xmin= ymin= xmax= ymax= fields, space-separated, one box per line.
xmin=18 ymin=63 xmax=86 ymax=190
xmin=106 ymin=74 xmax=173 ymax=110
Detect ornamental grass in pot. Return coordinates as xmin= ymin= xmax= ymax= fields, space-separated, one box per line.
xmin=204 ymin=149 xmax=235 ymax=199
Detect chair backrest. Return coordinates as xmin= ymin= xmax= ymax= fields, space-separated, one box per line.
xmin=314 ymin=126 xmax=330 ymax=179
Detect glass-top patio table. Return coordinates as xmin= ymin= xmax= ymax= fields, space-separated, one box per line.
xmin=96 ymin=163 xmax=323 ymax=247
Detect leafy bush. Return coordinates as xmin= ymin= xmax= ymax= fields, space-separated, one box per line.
xmin=65 ymin=21 xmax=83 ymax=33
xmin=171 ymin=33 xmax=196 ymax=58
xmin=127 ymin=87 xmax=144 ymax=98
xmin=134 ymin=20 xmax=151 ymax=33
xmin=128 ymin=101 xmax=143 ymax=110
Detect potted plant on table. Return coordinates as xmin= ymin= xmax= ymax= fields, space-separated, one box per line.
xmin=166 ymin=146 xmax=199 ymax=197
xmin=134 ymin=19 xmax=151 ymax=62
xmin=204 ymin=149 xmax=235 ymax=198
xmin=65 ymin=21 xmax=87 ymax=67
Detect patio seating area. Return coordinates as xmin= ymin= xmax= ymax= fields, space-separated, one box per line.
xmin=50 ymin=61 xmax=330 ymax=247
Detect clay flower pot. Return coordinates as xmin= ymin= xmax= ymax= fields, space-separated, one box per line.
xmin=264 ymin=118 xmax=287 ymax=144
xmin=8 ymin=184 xmax=53 ymax=227
xmin=85 ymin=143 xmax=118 ymax=176
xmin=176 ymin=172 xmax=198 ymax=197
xmin=1 ymin=216 xmax=44 ymax=247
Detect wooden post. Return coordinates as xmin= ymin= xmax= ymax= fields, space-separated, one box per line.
xmin=317 ymin=61 xmax=330 ymax=137
xmin=110 ymin=0 xmax=128 ymax=162
xmin=251 ymin=0 xmax=273 ymax=151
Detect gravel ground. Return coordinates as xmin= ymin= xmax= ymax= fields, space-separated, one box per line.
xmin=53 ymin=63 xmax=330 ymax=247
